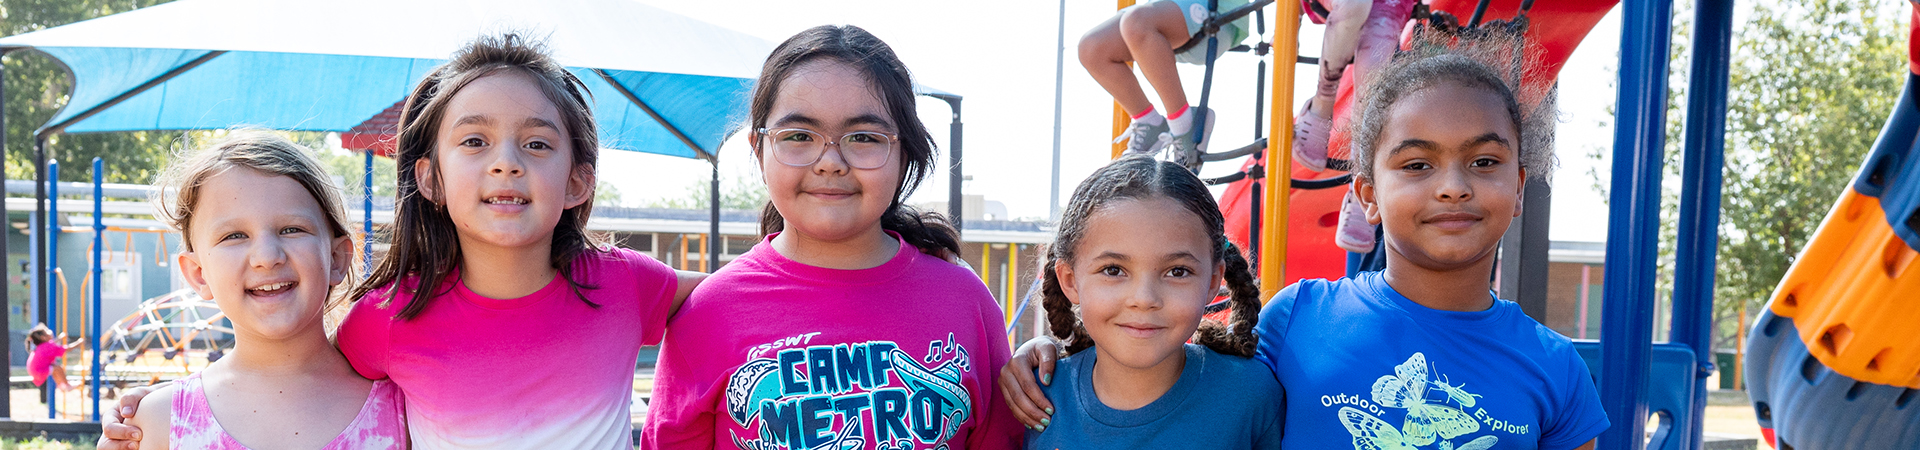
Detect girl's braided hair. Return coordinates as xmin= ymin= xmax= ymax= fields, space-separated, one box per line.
xmin=1041 ymin=156 xmax=1262 ymax=357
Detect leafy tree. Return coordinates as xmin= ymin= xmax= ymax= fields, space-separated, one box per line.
xmin=1716 ymin=0 xmax=1904 ymax=329
xmin=1583 ymin=0 xmax=1906 ymax=349
xmin=3 ymin=0 xmax=182 ymax=185
xmin=594 ymin=181 xmax=624 ymax=207
xmin=313 ymin=144 xmax=399 ymax=201
xmin=641 ymin=171 xmax=770 ymax=211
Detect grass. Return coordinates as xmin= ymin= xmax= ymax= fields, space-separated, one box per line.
xmin=0 ymin=438 xmax=95 ymax=450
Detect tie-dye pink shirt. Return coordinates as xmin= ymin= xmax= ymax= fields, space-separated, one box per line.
xmin=338 ymin=248 xmax=678 ymax=449
xmin=169 ymin=372 xmax=407 ymax=449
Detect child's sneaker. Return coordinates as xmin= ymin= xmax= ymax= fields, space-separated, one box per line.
xmin=1166 ymin=107 xmax=1215 ymax=172
xmin=1334 ymin=190 xmax=1376 ymax=253
xmin=1115 ymin=118 xmax=1171 ymax=157
xmin=1294 ymin=104 xmax=1332 ymax=172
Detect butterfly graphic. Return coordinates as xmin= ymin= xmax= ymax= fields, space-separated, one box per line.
xmin=1368 ymin=353 xmax=1484 ymax=447
xmin=1339 ymin=406 xmax=1500 ymax=450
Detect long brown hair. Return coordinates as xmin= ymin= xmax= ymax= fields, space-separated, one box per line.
xmin=348 ymin=34 xmax=606 ymax=319
xmin=1042 ymin=157 xmax=1262 ymax=357
xmin=748 ymin=25 xmax=959 ymax=258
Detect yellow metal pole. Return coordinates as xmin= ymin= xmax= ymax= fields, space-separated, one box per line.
xmin=981 ymin=243 xmax=993 ymax=285
xmin=1111 ymin=0 xmax=1138 ymax=159
xmin=700 ymin=234 xmax=710 ymax=272
xmin=1261 ymin=1 xmax=1301 ymax=302
xmin=1007 ymin=244 xmax=1019 ymax=325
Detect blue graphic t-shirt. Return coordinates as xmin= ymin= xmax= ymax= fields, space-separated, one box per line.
xmin=1253 ymin=272 xmax=1608 ymax=450
xmin=1025 ymin=344 xmax=1284 ymax=449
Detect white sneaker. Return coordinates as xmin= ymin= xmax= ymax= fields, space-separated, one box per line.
xmin=1334 ymin=190 xmax=1376 ymax=253
xmin=1115 ymin=117 xmax=1171 ymax=157
xmin=1166 ymin=107 xmax=1215 ymax=172
xmin=1294 ymin=104 xmax=1332 ymax=172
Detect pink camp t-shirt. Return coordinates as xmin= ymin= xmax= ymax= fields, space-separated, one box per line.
xmin=642 ymin=233 xmax=1022 ymax=450
xmin=338 ymin=247 xmax=677 ymax=449
xmin=28 ymin=341 xmax=65 ymax=385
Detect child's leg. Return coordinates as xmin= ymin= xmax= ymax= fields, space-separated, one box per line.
xmin=50 ymin=365 xmax=71 ymax=391
xmin=1311 ymin=0 xmax=1372 ymax=118
xmin=1119 ymin=1 xmax=1193 ymax=114
xmin=1080 ymin=13 xmax=1155 ymax=115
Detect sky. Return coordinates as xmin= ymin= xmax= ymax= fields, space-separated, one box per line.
xmin=599 ymin=0 xmax=1647 ymax=243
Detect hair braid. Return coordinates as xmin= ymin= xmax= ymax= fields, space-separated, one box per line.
xmin=1041 ymin=257 xmax=1095 ymax=356
xmin=1193 ymin=242 xmax=1262 ymax=357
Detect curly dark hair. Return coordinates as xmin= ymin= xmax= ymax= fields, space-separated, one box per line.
xmin=1346 ymin=26 xmax=1558 ymax=184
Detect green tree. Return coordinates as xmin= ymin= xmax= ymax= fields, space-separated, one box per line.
xmin=641 ymin=172 xmax=770 ymax=210
xmin=1716 ymin=0 xmax=1904 ymax=320
xmin=594 ymin=180 xmax=624 ymax=207
xmin=314 ymin=144 xmax=398 ymax=200
xmin=3 ymin=0 xmax=182 ymax=185
xmin=1584 ymin=0 xmax=1905 ymax=349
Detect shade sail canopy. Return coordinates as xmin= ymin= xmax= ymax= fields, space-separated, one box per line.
xmin=0 ymin=0 xmax=777 ymax=159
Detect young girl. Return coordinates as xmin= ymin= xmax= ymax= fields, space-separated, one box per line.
xmin=1082 ymin=0 xmax=1252 ymax=169
xmin=1023 ymin=156 xmax=1281 ymax=449
xmin=641 ymin=25 xmax=1022 ymax=449
xmin=105 ymin=35 xmax=702 ymax=449
xmin=1002 ymin=32 xmax=1610 ymax=450
xmin=26 ymin=324 xmax=85 ymax=392
xmin=126 ymin=131 xmax=406 ymax=449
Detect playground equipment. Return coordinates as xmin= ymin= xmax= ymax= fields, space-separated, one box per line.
xmin=1062 ymin=1 xmax=1746 ymax=449
xmin=1742 ymin=13 xmax=1920 ymax=447
xmin=98 ymin=289 xmax=231 ymax=375
xmin=15 ymin=157 xmax=224 ymax=421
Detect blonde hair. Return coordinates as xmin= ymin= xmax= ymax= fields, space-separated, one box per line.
xmin=154 ymin=130 xmax=357 ymax=311
xmin=155 ymin=131 xmax=352 ymax=249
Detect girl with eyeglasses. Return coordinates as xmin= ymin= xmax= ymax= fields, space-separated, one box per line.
xmin=640 ymin=25 xmax=1023 ymax=450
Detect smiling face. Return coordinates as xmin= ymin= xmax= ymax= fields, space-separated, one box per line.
xmin=757 ymin=60 xmax=904 ymax=244
xmin=1356 ymin=82 xmax=1525 ymax=272
xmin=418 ymin=70 xmax=593 ymax=255
xmin=1057 ymin=197 xmax=1223 ymax=375
xmin=178 ymin=168 xmax=351 ymax=340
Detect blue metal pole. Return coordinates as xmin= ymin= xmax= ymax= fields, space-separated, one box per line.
xmin=90 ymin=158 xmax=103 ymax=422
xmin=45 ymin=159 xmax=57 ymax=420
xmin=1670 ymin=0 xmax=1733 ymax=448
xmin=1598 ymin=0 xmax=1676 ymax=449
xmin=363 ymin=149 xmax=374 ymax=274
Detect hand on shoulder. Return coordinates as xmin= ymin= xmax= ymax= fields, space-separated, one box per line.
xmin=123 ymin=383 xmax=177 ymax=450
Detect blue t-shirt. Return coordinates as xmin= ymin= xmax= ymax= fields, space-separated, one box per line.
xmin=1254 ymin=272 xmax=1608 ymax=450
xmin=1025 ymin=344 xmax=1284 ymax=449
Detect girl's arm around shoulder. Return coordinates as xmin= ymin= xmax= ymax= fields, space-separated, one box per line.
xmin=1252 ymin=281 xmax=1308 ymax=374
xmin=336 ymin=296 xmax=395 ymax=380
xmin=670 ymin=270 xmax=705 ymax=318
xmin=126 ymin=383 xmax=177 ymax=450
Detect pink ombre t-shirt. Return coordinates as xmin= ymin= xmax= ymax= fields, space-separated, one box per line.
xmin=338 ymin=247 xmax=677 ymax=449
xmin=642 ymin=233 xmax=1022 ymax=450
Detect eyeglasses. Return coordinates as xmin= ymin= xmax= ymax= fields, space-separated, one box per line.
xmin=757 ymin=128 xmax=897 ymax=169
